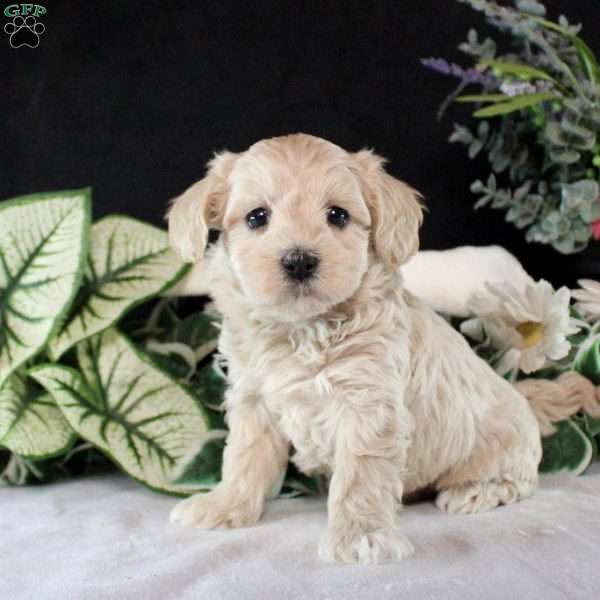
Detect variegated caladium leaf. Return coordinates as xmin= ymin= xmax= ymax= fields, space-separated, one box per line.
xmin=0 ymin=371 xmax=76 ymax=459
xmin=539 ymin=420 xmax=593 ymax=476
xmin=49 ymin=216 xmax=189 ymax=360
xmin=145 ymin=312 xmax=221 ymax=380
xmin=30 ymin=328 xmax=210 ymax=493
xmin=574 ymin=337 xmax=600 ymax=385
xmin=0 ymin=190 xmax=90 ymax=388
xmin=169 ymin=429 xmax=226 ymax=489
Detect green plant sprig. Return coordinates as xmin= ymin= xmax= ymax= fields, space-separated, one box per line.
xmin=426 ymin=0 xmax=600 ymax=254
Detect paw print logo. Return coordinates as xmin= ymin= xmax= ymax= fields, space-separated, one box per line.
xmin=4 ymin=15 xmax=45 ymax=48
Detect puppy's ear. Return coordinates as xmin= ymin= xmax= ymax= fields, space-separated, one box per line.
xmin=353 ymin=149 xmax=424 ymax=270
xmin=167 ymin=151 xmax=238 ymax=263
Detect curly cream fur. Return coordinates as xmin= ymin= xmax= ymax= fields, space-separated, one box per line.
xmin=167 ymin=134 xmax=542 ymax=564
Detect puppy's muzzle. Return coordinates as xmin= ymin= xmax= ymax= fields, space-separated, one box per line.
xmin=281 ymin=248 xmax=319 ymax=283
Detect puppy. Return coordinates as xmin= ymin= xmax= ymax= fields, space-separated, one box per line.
xmin=167 ymin=133 xmax=542 ymax=564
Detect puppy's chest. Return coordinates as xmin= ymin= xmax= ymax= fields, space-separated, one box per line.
xmin=227 ymin=322 xmax=347 ymax=472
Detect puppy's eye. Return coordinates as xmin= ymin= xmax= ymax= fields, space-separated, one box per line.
xmin=246 ymin=207 xmax=269 ymax=230
xmin=326 ymin=206 xmax=350 ymax=228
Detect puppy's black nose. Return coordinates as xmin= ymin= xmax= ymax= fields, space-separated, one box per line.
xmin=281 ymin=248 xmax=319 ymax=282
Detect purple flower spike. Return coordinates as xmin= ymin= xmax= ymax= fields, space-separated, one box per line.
xmin=421 ymin=57 xmax=452 ymax=74
xmin=421 ymin=57 xmax=496 ymax=86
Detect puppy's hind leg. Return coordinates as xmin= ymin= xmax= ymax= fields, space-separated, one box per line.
xmin=435 ymin=392 xmax=541 ymax=515
xmin=436 ymin=478 xmax=537 ymax=515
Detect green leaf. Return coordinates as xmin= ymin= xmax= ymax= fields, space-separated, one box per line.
xmin=515 ymin=0 xmax=546 ymax=17
xmin=448 ymin=124 xmax=474 ymax=145
xmin=145 ymin=312 xmax=220 ymax=376
xmin=0 ymin=372 xmax=76 ymax=460
xmin=532 ymin=17 xmax=600 ymax=85
xmin=192 ymin=364 xmax=227 ymax=418
xmin=539 ymin=420 xmax=593 ymax=475
xmin=550 ymin=148 xmax=581 ymax=165
xmin=30 ymin=328 xmax=210 ymax=494
xmin=531 ymin=16 xmax=570 ymax=36
xmin=574 ymin=413 xmax=600 ymax=462
xmin=49 ymin=216 xmax=189 ymax=360
xmin=168 ymin=312 xmax=220 ymax=352
xmin=574 ymin=337 xmax=600 ymax=385
xmin=545 ymin=122 xmax=568 ymax=146
xmin=584 ymin=414 xmax=600 ymax=437
xmin=281 ymin=462 xmax=324 ymax=498
xmin=0 ymin=190 xmax=90 ymax=388
xmin=571 ymin=36 xmax=600 ymax=85
xmin=478 ymin=58 xmax=557 ymax=82
xmin=1 ymin=451 xmax=50 ymax=485
xmin=170 ymin=431 xmax=226 ymax=488
xmin=473 ymin=92 xmax=559 ymax=118
xmin=559 ymin=120 xmax=596 ymax=150
xmin=455 ymin=94 xmax=510 ymax=103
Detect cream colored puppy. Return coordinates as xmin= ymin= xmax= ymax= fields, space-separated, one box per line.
xmin=167 ymin=133 xmax=542 ymax=564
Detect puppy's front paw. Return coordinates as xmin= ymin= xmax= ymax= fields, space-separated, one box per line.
xmin=318 ymin=525 xmax=414 ymax=564
xmin=169 ymin=487 xmax=262 ymax=529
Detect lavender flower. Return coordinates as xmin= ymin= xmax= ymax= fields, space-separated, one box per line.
xmin=427 ymin=0 xmax=600 ymax=254
xmin=421 ymin=57 xmax=495 ymax=85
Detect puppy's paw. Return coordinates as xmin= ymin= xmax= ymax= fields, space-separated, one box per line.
xmin=318 ymin=526 xmax=414 ymax=564
xmin=169 ymin=487 xmax=263 ymax=529
xmin=436 ymin=480 xmax=523 ymax=514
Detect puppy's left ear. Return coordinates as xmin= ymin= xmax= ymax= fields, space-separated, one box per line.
xmin=353 ymin=150 xmax=424 ymax=270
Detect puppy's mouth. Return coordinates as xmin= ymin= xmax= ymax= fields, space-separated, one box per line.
xmin=252 ymin=276 xmax=333 ymax=322
xmin=290 ymin=280 xmax=315 ymax=299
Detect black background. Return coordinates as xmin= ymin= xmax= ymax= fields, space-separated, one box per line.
xmin=2 ymin=1 xmax=599 ymax=285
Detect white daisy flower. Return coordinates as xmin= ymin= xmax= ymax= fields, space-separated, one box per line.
xmin=461 ymin=279 xmax=579 ymax=375
xmin=571 ymin=279 xmax=600 ymax=322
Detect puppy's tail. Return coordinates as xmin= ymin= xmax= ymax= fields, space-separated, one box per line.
xmin=515 ymin=371 xmax=600 ymax=436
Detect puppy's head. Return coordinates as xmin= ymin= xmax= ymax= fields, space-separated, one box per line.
xmin=168 ymin=134 xmax=423 ymax=322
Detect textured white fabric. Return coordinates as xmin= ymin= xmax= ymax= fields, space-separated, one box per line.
xmin=401 ymin=245 xmax=533 ymax=317
xmin=2 ymin=466 xmax=599 ymax=599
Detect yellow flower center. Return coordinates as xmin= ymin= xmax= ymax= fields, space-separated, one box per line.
xmin=516 ymin=321 xmax=544 ymax=349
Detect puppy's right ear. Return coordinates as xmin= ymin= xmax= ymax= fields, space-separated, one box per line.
xmin=167 ymin=151 xmax=238 ymax=262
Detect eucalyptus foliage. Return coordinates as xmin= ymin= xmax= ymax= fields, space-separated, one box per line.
xmin=423 ymin=0 xmax=600 ymax=254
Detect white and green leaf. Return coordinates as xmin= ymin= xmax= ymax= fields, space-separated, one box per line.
xmin=145 ymin=312 xmax=221 ymax=380
xmin=31 ymin=328 xmax=210 ymax=493
xmin=169 ymin=429 xmax=227 ymax=489
xmin=49 ymin=216 xmax=189 ymax=360
xmin=0 ymin=190 xmax=90 ymax=388
xmin=0 ymin=371 xmax=76 ymax=460
xmin=539 ymin=419 xmax=593 ymax=475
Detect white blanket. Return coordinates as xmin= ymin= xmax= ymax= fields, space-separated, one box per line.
xmin=401 ymin=245 xmax=533 ymax=316
xmin=2 ymin=465 xmax=599 ymax=599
